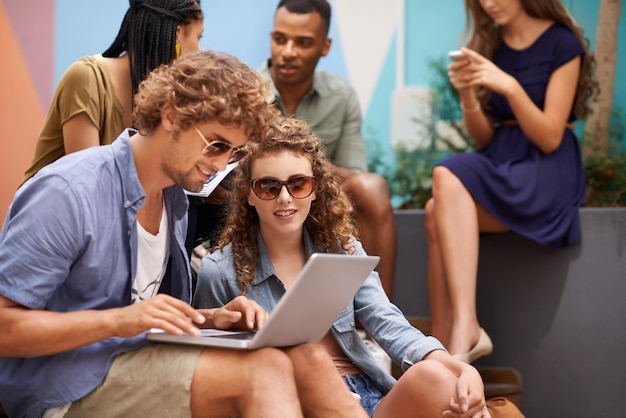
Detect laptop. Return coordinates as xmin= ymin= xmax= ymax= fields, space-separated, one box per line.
xmin=146 ymin=253 xmax=380 ymax=349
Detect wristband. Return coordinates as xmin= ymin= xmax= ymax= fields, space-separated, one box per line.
xmin=461 ymin=102 xmax=481 ymax=114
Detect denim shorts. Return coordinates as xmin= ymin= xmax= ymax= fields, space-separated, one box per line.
xmin=343 ymin=374 xmax=384 ymax=417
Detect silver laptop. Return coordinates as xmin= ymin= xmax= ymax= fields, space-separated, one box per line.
xmin=146 ymin=253 xmax=380 ymax=349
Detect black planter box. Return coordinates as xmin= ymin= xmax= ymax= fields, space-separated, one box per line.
xmin=392 ymin=207 xmax=626 ymax=417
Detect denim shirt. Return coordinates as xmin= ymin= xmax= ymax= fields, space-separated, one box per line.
xmin=0 ymin=131 xmax=191 ymax=418
xmin=193 ymin=229 xmax=445 ymax=392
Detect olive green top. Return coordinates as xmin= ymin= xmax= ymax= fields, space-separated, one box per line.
xmin=22 ymin=55 xmax=125 ymax=184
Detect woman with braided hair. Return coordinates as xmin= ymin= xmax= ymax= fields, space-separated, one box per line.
xmin=22 ymin=0 xmax=204 ymax=183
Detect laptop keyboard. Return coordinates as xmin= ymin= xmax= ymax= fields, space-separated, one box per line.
xmin=200 ymin=330 xmax=256 ymax=339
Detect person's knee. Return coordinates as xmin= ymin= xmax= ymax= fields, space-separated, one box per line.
xmin=431 ymin=166 xmax=448 ymax=190
xmin=343 ymin=173 xmax=392 ymax=213
xmin=432 ymin=166 xmax=464 ymax=197
xmin=198 ymin=348 xmax=294 ymax=385
xmin=344 ymin=172 xmax=389 ymax=198
xmin=287 ymin=343 xmax=332 ymax=368
xmin=249 ymin=347 xmax=295 ymax=375
xmin=382 ymin=360 xmax=459 ymax=415
xmin=401 ymin=359 xmax=455 ymax=391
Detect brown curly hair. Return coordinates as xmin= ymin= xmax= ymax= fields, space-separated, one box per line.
xmin=133 ymin=49 xmax=279 ymax=143
xmin=216 ymin=117 xmax=358 ymax=295
xmin=462 ymin=0 xmax=598 ymax=119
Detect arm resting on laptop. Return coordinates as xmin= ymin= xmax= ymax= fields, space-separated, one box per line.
xmin=0 ymin=293 xmax=205 ymax=358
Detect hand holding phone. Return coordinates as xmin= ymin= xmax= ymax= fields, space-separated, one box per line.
xmin=449 ymin=50 xmax=469 ymax=61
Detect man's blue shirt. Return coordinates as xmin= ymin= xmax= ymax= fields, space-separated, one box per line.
xmin=0 ymin=130 xmax=191 ymax=418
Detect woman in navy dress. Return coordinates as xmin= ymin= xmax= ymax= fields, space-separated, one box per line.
xmin=425 ymin=0 xmax=597 ymax=363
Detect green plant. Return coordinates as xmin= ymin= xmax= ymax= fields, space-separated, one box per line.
xmin=387 ymin=144 xmax=446 ymax=209
xmin=584 ymin=151 xmax=626 ymax=206
xmin=370 ymin=57 xmax=474 ymax=209
xmin=365 ymin=137 xmax=441 ymax=209
xmin=423 ymin=57 xmax=474 ymax=153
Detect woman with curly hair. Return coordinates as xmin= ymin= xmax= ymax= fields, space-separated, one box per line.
xmin=426 ymin=0 xmax=598 ymax=364
xmin=22 ymin=0 xmax=204 ymax=183
xmin=194 ymin=117 xmax=490 ymax=418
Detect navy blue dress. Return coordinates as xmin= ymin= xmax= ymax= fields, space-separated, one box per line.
xmin=438 ymin=24 xmax=586 ymax=249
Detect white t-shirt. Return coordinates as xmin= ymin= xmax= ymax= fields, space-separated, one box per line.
xmin=44 ymin=205 xmax=171 ymax=418
xmin=132 ymin=204 xmax=170 ymax=303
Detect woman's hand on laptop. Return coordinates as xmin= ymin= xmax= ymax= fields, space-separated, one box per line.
xmin=196 ymin=296 xmax=268 ymax=331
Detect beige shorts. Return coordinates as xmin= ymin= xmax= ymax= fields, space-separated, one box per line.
xmin=65 ymin=343 xmax=203 ymax=418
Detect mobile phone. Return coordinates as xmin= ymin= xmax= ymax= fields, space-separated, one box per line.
xmin=448 ymin=50 xmax=468 ymax=61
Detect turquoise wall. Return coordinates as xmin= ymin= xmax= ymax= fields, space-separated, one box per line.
xmin=2 ymin=1 xmax=614 ymax=187
xmin=51 ymin=1 xmax=625 ymax=151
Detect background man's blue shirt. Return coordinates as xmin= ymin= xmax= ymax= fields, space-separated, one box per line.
xmin=0 ymin=131 xmax=191 ymax=418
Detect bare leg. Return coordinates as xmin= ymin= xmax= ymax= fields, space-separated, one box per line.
xmin=425 ymin=198 xmax=452 ymax=346
xmin=190 ymin=347 xmax=303 ymax=418
xmin=373 ymin=359 xmax=487 ymax=418
xmin=343 ymin=172 xmax=397 ymax=299
xmin=428 ymin=167 xmax=508 ymax=355
xmin=284 ymin=344 xmax=368 ymax=418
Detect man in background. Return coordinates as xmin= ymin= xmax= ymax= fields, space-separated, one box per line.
xmin=259 ymin=0 xmax=397 ymax=297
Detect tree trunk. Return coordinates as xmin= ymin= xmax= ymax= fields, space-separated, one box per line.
xmin=584 ymin=0 xmax=622 ymax=157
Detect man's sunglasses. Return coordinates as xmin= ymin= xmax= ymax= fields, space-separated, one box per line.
xmin=250 ymin=176 xmax=315 ymax=200
xmin=193 ymin=124 xmax=247 ymax=164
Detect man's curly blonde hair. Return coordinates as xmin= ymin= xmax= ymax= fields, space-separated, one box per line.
xmin=216 ymin=117 xmax=358 ymax=295
xmin=133 ymin=49 xmax=279 ymax=143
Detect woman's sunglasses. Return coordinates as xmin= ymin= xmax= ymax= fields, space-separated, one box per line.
xmin=193 ymin=124 xmax=247 ymax=163
xmin=251 ymin=176 xmax=315 ymax=200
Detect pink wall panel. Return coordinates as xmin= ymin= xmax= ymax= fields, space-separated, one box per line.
xmin=4 ymin=0 xmax=55 ymax=107
xmin=0 ymin=2 xmax=46 ymax=220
